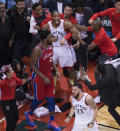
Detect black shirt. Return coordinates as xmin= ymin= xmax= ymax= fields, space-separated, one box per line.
xmin=8 ymin=6 xmax=31 ymax=41
xmin=0 ymin=15 xmax=13 ymax=46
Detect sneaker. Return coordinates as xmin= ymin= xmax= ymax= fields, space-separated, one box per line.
xmin=25 ymin=93 xmax=34 ymax=100
xmin=94 ymin=95 xmax=101 ymax=103
xmin=69 ymin=79 xmax=74 ymax=86
xmin=76 ymin=70 xmax=81 ymax=80
xmin=81 ymin=74 xmax=91 ymax=82
xmin=24 ymin=111 xmax=35 ymax=127
xmin=47 ymin=120 xmax=61 ymax=131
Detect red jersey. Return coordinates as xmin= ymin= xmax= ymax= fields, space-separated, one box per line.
xmin=0 ymin=73 xmax=22 ymax=101
xmin=36 ymin=44 xmax=53 ymax=78
xmin=90 ymin=8 xmax=120 ymax=39
xmin=88 ymin=26 xmax=117 ymax=56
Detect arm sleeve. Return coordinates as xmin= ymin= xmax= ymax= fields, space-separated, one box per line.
xmin=29 ymin=16 xmax=38 ymax=34
xmin=15 ymin=76 xmax=23 ymax=86
xmin=84 ymin=80 xmax=100 ymax=90
xmin=90 ymin=8 xmax=112 ymax=20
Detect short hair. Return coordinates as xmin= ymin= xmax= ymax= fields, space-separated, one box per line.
xmin=96 ymin=64 xmax=105 ymax=74
xmin=73 ymin=83 xmax=83 ymax=90
xmin=116 ymin=0 xmax=120 ymax=3
xmin=32 ymin=2 xmax=42 ymax=10
xmin=65 ymin=2 xmax=73 ymax=9
xmin=74 ymin=0 xmax=85 ymax=8
xmin=93 ymin=20 xmax=102 ymax=29
xmin=51 ymin=10 xmax=60 ymax=17
xmin=16 ymin=0 xmax=25 ymax=4
xmin=0 ymin=2 xmax=5 ymax=6
xmin=39 ymin=30 xmax=50 ymax=40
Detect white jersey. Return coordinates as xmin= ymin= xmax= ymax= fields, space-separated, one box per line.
xmin=48 ymin=19 xmax=67 ymax=47
xmin=72 ymin=93 xmax=93 ymax=127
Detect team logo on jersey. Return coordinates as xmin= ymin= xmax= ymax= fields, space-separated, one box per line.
xmin=74 ymin=104 xmax=87 ymax=114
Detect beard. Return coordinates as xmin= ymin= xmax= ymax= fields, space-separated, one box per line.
xmin=73 ymin=93 xmax=79 ymax=99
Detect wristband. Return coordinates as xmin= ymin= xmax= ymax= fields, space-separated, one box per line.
xmin=87 ymin=121 xmax=94 ymax=126
xmin=68 ymin=116 xmax=71 ymax=119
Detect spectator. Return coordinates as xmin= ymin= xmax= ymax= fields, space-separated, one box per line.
xmin=0 ymin=2 xmax=13 ymax=68
xmin=8 ymin=0 xmax=32 ymax=60
xmin=43 ymin=0 xmax=72 ymax=13
xmin=89 ymin=0 xmax=120 ymax=56
xmin=77 ymin=20 xmax=117 ymax=64
xmin=0 ymin=64 xmax=27 ymax=131
xmin=73 ymin=0 xmax=93 ymax=81
xmin=29 ymin=2 xmax=50 ymax=48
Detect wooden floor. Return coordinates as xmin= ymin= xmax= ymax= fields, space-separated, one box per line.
xmin=0 ymin=61 xmax=120 ymax=131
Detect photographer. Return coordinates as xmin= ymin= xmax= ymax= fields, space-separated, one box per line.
xmin=12 ymin=59 xmax=33 ymax=101
xmin=7 ymin=0 xmax=32 ymax=60
xmin=0 ymin=65 xmax=27 ymax=131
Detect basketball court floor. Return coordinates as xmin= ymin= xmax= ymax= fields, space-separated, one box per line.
xmin=0 ymin=61 xmax=120 ymax=131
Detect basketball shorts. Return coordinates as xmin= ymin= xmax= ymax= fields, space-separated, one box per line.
xmin=33 ymin=76 xmax=55 ymax=100
xmin=53 ymin=44 xmax=76 ymax=68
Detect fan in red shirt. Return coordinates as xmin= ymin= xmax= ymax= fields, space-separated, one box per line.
xmin=89 ymin=0 xmax=120 ymax=43
xmin=76 ymin=20 xmax=117 ymax=64
xmin=0 ymin=65 xmax=27 ymax=131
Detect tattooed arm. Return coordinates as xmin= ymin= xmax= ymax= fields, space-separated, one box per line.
xmin=86 ymin=95 xmax=98 ymax=128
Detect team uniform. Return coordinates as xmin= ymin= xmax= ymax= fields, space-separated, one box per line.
xmin=71 ymin=93 xmax=99 ymax=131
xmin=48 ymin=19 xmax=76 ymax=68
xmin=33 ymin=44 xmax=54 ymax=100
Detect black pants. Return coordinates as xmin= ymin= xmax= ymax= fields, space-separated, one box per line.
xmin=1 ymin=99 xmax=19 ymax=131
xmin=74 ymin=37 xmax=88 ymax=71
xmin=108 ymin=104 xmax=120 ymax=125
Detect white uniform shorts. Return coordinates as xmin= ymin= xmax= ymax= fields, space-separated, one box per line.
xmin=53 ymin=44 xmax=76 ymax=68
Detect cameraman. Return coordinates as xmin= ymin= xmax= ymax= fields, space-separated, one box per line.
xmin=0 ymin=65 xmax=27 ymax=131
xmin=7 ymin=0 xmax=32 ymax=60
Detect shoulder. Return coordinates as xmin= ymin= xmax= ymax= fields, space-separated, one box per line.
xmin=85 ymin=94 xmax=93 ymax=105
xmin=70 ymin=95 xmax=73 ymax=103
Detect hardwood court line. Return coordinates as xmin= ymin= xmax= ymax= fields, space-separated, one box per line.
xmin=0 ymin=103 xmax=25 ymax=123
xmin=98 ymin=123 xmax=119 ymax=130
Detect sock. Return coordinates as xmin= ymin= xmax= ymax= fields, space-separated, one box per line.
xmin=46 ymin=97 xmax=55 ymax=121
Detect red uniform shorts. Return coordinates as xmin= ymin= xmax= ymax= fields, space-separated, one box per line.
xmin=33 ymin=76 xmax=55 ymax=100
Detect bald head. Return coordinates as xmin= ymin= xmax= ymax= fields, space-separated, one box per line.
xmin=91 ymin=20 xmax=102 ymax=31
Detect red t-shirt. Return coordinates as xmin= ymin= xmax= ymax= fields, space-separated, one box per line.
xmin=0 ymin=73 xmax=23 ymax=101
xmin=90 ymin=8 xmax=120 ymax=39
xmin=88 ymin=26 xmax=117 ymax=56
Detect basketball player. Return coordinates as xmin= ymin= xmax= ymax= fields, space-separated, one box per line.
xmin=65 ymin=83 xmax=99 ymax=131
xmin=43 ymin=10 xmax=85 ymax=83
xmin=24 ymin=30 xmax=61 ymax=131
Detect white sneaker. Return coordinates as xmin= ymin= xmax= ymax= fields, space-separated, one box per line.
xmin=25 ymin=93 xmax=34 ymax=100
xmin=76 ymin=70 xmax=81 ymax=80
xmin=81 ymin=74 xmax=91 ymax=82
xmin=94 ymin=95 xmax=101 ymax=103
